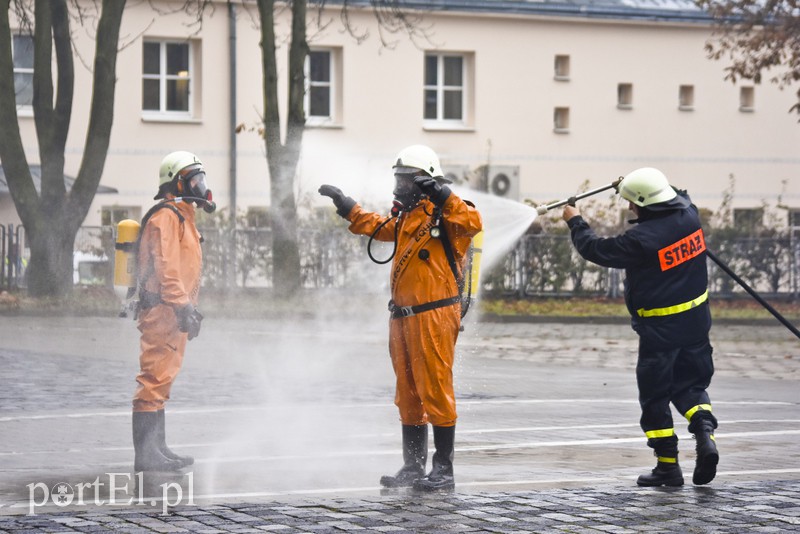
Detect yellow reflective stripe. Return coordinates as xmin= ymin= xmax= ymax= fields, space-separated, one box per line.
xmin=657 ymin=456 xmax=677 ymax=464
xmin=684 ymin=404 xmax=713 ymax=421
xmin=645 ymin=428 xmax=675 ymax=439
xmin=637 ymin=290 xmax=709 ymax=318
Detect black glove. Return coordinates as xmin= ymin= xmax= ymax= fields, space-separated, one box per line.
xmin=176 ymin=304 xmax=203 ymax=340
xmin=319 ymin=184 xmax=356 ymax=218
xmin=567 ymin=196 xmax=577 ymax=207
xmin=413 ymin=176 xmax=451 ymax=207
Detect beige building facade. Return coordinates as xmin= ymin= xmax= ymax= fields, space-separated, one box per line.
xmin=4 ymin=0 xmax=800 ymax=229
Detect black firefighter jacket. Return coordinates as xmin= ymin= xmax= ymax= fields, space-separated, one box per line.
xmin=567 ymin=197 xmax=711 ymax=350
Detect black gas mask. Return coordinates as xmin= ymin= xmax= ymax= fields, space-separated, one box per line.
xmin=179 ymin=165 xmax=216 ymax=213
xmin=392 ymin=171 xmax=424 ymax=212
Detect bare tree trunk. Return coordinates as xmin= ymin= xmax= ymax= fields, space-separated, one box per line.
xmin=257 ymin=0 xmax=306 ymax=297
xmin=0 ymin=0 xmax=124 ymax=297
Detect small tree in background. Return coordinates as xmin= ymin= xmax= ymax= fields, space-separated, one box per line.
xmin=697 ymin=0 xmax=800 ymax=119
xmin=0 ymin=1 xmax=125 ymax=297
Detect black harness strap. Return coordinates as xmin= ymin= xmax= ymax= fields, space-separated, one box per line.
xmin=388 ymin=296 xmax=461 ymax=319
xmin=436 ymin=215 xmax=472 ymax=319
xmin=134 ymin=202 xmax=186 ymax=310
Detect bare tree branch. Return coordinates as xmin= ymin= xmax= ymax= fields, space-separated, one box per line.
xmin=698 ymin=0 xmax=800 ymax=118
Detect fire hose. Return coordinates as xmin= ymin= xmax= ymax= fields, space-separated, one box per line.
xmin=539 ymin=179 xmax=800 ymax=340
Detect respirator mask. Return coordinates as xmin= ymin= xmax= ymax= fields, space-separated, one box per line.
xmin=180 ymin=165 xmax=216 ymax=213
xmin=392 ymin=170 xmax=423 ymax=212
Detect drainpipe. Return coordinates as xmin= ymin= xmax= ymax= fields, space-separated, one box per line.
xmin=227 ymin=1 xmax=238 ymax=289
xmin=228 ymin=0 xmax=238 ymax=222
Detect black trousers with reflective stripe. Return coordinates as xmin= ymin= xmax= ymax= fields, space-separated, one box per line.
xmin=636 ymin=338 xmax=715 ymax=457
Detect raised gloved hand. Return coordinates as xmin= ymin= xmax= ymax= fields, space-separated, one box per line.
xmin=413 ymin=176 xmax=451 ymax=207
xmin=319 ymin=184 xmax=356 ymax=218
xmin=176 ymin=304 xmax=203 ymax=340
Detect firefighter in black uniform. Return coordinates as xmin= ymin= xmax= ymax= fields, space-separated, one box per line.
xmin=562 ymin=167 xmax=719 ymax=487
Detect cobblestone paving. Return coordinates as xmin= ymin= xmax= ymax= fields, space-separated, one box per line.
xmin=1 ymin=315 xmax=797 ymax=532
xmin=466 ymin=321 xmax=799 ymax=382
xmin=2 ymin=480 xmax=800 ymax=533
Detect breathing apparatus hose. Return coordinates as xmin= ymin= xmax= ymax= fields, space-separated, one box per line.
xmin=706 ymin=249 xmax=800 ymax=340
xmin=368 ymin=204 xmax=401 ymax=264
xmin=172 ymin=196 xmax=217 ymax=214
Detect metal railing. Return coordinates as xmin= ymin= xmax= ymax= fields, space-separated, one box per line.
xmin=1 ymin=224 xmax=26 ymax=291
xmin=2 ymin=223 xmax=799 ymax=299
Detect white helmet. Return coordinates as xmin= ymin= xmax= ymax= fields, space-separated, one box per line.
xmin=159 ymin=151 xmax=203 ymax=186
xmin=392 ymin=144 xmax=445 ymax=181
xmin=156 ymin=151 xmax=207 ymax=201
xmin=618 ymin=167 xmax=677 ymax=207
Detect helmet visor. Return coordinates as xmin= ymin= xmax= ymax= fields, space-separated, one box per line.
xmin=180 ymin=165 xmax=208 ymax=198
xmin=393 ymin=165 xmax=421 ymax=175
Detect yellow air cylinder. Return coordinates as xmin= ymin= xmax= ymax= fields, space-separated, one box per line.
xmin=465 ymin=230 xmax=484 ymax=300
xmin=114 ymin=219 xmax=140 ymax=301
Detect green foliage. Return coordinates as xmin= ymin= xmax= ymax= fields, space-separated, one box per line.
xmin=705 ymin=175 xmax=794 ymax=295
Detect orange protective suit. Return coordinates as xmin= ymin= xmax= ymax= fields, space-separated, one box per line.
xmin=132 ymin=200 xmax=202 ymax=413
xmin=347 ymin=193 xmax=482 ymax=427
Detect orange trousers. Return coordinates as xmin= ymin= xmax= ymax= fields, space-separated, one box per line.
xmin=388 ymin=306 xmax=461 ymax=427
xmin=132 ymin=305 xmax=187 ymax=412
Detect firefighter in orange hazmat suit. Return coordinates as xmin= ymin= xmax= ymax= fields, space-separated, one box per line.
xmin=132 ymin=150 xmax=213 ymax=472
xmin=319 ymin=145 xmax=483 ymax=491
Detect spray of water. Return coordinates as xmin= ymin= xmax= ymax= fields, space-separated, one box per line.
xmin=193 ymin=184 xmax=539 ymax=498
xmin=451 ymin=186 xmax=538 ymax=274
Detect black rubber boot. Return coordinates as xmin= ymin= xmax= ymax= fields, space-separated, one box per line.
xmin=133 ymin=411 xmax=183 ymax=472
xmin=690 ymin=417 xmax=719 ymax=485
xmin=380 ymin=425 xmax=428 ymax=488
xmin=157 ymin=409 xmax=194 ymax=468
xmin=637 ymin=459 xmax=684 ymax=487
xmin=413 ymin=425 xmax=455 ymax=492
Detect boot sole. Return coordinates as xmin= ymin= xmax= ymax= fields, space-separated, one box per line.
xmin=636 ymin=477 xmax=684 ymax=487
xmin=412 ymin=480 xmax=455 ymax=492
xmin=134 ymin=458 xmax=184 ymax=472
xmin=380 ymin=477 xmax=415 ymax=488
xmin=134 ymin=465 xmax=184 ymax=473
xmin=693 ymin=451 xmax=719 ymax=485
xmin=380 ymin=473 xmax=423 ymax=488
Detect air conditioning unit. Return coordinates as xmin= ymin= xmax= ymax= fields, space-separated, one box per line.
xmin=440 ymin=164 xmax=470 ymax=187
xmin=473 ymin=165 xmax=521 ymax=201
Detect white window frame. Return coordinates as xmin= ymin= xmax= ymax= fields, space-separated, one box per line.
xmin=142 ymin=40 xmax=194 ymax=119
xmin=304 ymin=48 xmax=337 ymax=127
xmin=12 ymin=33 xmax=34 ymax=112
xmin=423 ymin=53 xmax=467 ymax=128
xmin=101 ymin=206 xmax=142 ymax=227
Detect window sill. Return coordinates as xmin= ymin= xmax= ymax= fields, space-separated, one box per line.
xmin=422 ymin=122 xmax=475 ymax=133
xmin=678 ymin=106 xmax=694 ymax=112
xmin=553 ymin=128 xmax=570 ymax=134
xmin=305 ymin=120 xmax=343 ymax=129
xmin=617 ymin=104 xmax=633 ymax=110
xmin=16 ymin=108 xmax=33 ymax=118
xmin=739 ymin=107 xmax=754 ymax=113
xmin=554 ymin=75 xmax=570 ymax=82
xmin=141 ymin=114 xmax=202 ymax=124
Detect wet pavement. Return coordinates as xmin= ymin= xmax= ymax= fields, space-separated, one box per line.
xmin=0 ymin=302 xmax=798 ymax=531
